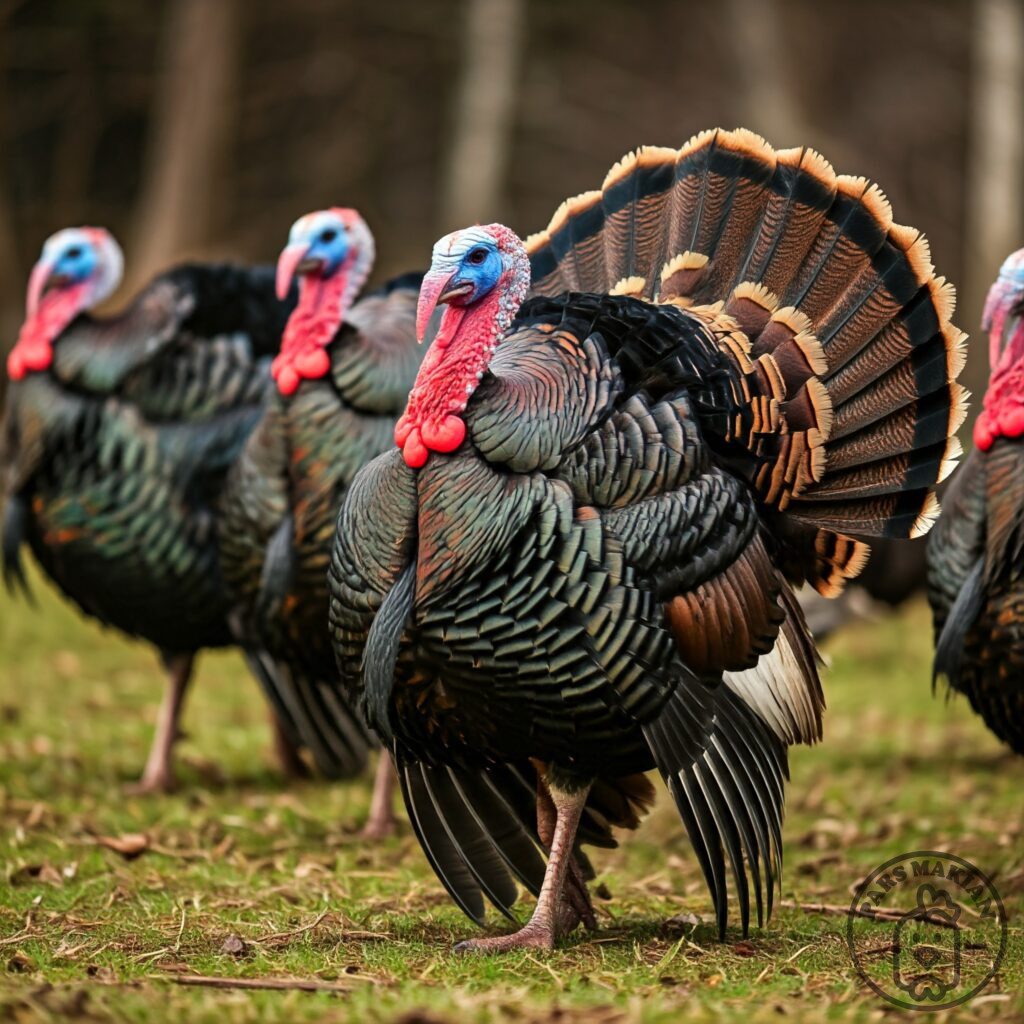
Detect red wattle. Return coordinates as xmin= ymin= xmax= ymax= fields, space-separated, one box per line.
xmin=293 ymin=347 xmax=330 ymax=378
xmin=402 ymin=427 xmax=429 ymax=468
xmin=8 ymin=282 xmax=90 ymax=383
xmin=974 ymin=414 xmax=995 ymax=452
xmin=394 ymin=412 xmax=414 ymax=447
xmin=274 ymin=269 xmax=348 ymax=397
xmin=420 ymin=415 xmax=466 ymax=453
xmin=1006 ymin=406 xmax=1024 ymax=436
xmin=7 ymin=349 xmax=25 ymax=380
xmin=277 ymin=365 xmax=300 ymax=396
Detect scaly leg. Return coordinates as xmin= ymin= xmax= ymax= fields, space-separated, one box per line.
xmin=361 ymin=753 xmax=398 ymax=840
xmin=536 ymin=776 xmax=597 ymax=933
xmin=455 ymin=780 xmax=592 ymax=953
xmin=270 ymin=710 xmax=310 ymax=779
xmin=126 ymin=652 xmax=193 ymax=795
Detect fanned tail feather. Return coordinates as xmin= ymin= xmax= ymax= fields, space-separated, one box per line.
xmin=527 ymin=128 xmax=968 ymax=588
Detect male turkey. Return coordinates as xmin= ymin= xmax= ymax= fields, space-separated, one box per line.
xmin=1 ymin=227 xmax=298 ymax=792
xmin=928 ymin=248 xmax=1024 ymax=753
xmin=329 ymin=129 xmax=967 ymax=950
xmin=218 ymin=208 xmax=423 ymax=834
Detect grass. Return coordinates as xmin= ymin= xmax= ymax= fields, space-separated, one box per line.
xmin=1 ymin=566 xmax=1021 ymax=1023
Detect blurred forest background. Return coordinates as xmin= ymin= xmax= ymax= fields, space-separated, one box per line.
xmin=1 ymin=0 xmax=1022 ymax=405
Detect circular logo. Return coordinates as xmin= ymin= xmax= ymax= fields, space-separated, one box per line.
xmin=846 ymin=851 xmax=1007 ymax=1011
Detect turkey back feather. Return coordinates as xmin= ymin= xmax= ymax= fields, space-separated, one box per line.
xmin=527 ymin=128 xmax=967 ymax=593
xmin=48 ymin=263 xmax=292 ymax=394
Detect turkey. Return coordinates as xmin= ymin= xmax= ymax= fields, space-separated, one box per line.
xmin=218 ymin=207 xmax=423 ymax=834
xmin=928 ymin=248 xmax=1024 ymax=753
xmin=1 ymin=226 xmax=299 ymax=792
xmin=329 ymin=128 xmax=967 ymax=951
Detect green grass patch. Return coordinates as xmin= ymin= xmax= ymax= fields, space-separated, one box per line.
xmin=1 ymin=568 xmax=1021 ymax=1022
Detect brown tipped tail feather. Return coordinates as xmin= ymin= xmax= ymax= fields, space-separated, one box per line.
xmin=528 ymin=127 xmax=967 ymax=595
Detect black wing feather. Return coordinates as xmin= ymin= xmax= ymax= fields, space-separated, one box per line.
xmin=2 ymin=492 xmax=33 ymax=601
xmin=242 ymin=649 xmax=369 ymax=778
xmin=642 ymin=673 xmax=786 ymax=938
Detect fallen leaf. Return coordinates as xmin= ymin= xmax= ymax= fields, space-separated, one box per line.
xmin=29 ymin=735 xmax=52 ymax=756
xmin=9 ymin=863 xmax=63 ymax=887
xmin=96 ymin=833 xmax=149 ymax=859
xmin=24 ymin=802 xmax=46 ymax=828
xmin=7 ymin=949 xmax=35 ymax=972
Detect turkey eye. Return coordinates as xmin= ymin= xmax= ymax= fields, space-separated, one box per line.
xmin=66 ymin=246 xmax=83 ymax=259
xmin=321 ymin=229 xmax=338 ymax=243
xmin=468 ymin=248 xmax=487 ymax=265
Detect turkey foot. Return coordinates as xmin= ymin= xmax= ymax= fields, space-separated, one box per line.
xmin=126 ymin=652 xmax=193 ymax=795
xmin=360 ymin=754 xmax=398 ymax=839
xmin=559 ymin=855 xmax=597 ymax=932
xmin=454 ymin=780 xmax=591 ymax=954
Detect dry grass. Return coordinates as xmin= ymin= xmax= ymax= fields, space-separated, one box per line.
xmin=1 ymin=567 xmax=1021 ymax=1022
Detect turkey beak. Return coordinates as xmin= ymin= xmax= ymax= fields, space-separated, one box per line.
xmin=417 ymin=270 xmax=451 ymax=343
xmin=416 ymin=270 xmax=472 ymax=343
xmin=276 ymin=242 xmax=316 ymax=300
xmin=25 ymin=256 xmax=58 ymax=317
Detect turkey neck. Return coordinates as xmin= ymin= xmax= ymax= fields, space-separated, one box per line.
xmin=975 ymin=323 xmax=1024 ymax=451
xmin=397 ymin=266 xmax=530 ymax=469
xmin=274 ymin=251 xmax=372 ymax=397
xmin=412 ymin=292 xmax=503 ymax=412
xmin=7 ymin=283 xmax=91 ymax=380
xmin=279 ymin=270 xmax=351 ymax=364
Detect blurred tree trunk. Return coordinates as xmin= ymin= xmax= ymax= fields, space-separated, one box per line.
xmin=727 ymin=0 xmax=807 ymax=146
xmin=440 ymin=0 xmax=525 ymax=228
xmin=128 ymin=0 xmax=240 ymax=289
xmin=0 ymin=6 xmax=23 ymax=384
xmin=963 ymin=0 xmax=1024 ymax=397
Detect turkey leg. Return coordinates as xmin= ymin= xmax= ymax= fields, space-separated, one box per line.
xmin=454 ymin=780 xmax=591 ymax=953
xmin=361 ymin=753 xmax=398 ymax=839
xmin=270 ymin=711 xmax=311 ymax=779
xmin=127 ymin=652 xmax=193 ymax=794
xmin=536 ymin=778 xmax=597 ymax=934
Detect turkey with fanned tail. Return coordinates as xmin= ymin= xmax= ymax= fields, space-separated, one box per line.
xmin=328 ymin=129 xmax=968 ymax=950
